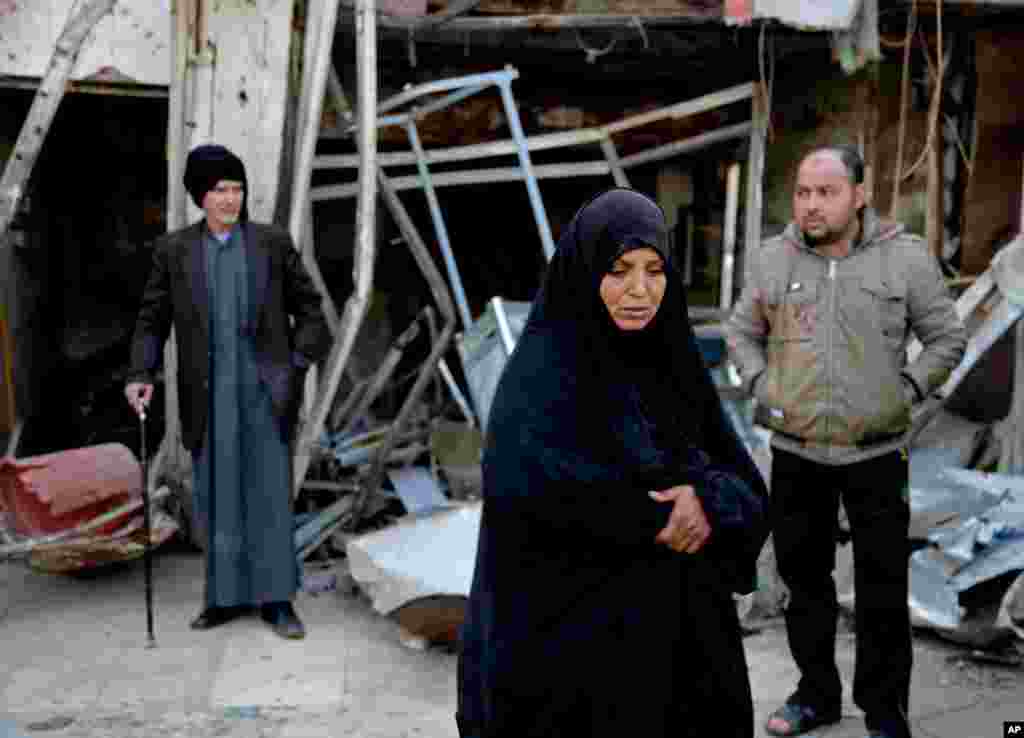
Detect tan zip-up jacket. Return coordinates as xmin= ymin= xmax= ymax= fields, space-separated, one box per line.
xmin=724 ymin=208 xmax=967 ymax=465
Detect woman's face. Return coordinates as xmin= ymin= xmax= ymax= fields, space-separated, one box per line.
xmin=599 ymin=247 xmax=667 ymax=331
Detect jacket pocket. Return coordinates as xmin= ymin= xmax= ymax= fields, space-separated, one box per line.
xmin=764 ymin=281 xmax=818 ymax=342
xmin=760 ymin=281 xmax=818 ymax=422
xmin=860 ymin=278 xmax=908 ymax=349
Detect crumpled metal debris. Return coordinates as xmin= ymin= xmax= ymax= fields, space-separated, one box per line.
xmin=346 ymin=502 xmax=480 ymax=616
xmin=908 ymin=470 xmax=1024 ymax=632
xmin=909 ymin=550 xmax=962 ymax=630
xmin=386 ymin=466 xmax=450 ymax=516
xmin=456 ymin=299 xmax=530 ymax=431
xmin=996 ymin=571 xmax=1024 ymax=639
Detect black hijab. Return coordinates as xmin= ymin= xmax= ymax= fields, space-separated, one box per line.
xmin=485 ymin=186 xmax=768 ymax=589
xmin=527 ymin=188 xmax=713 ymax=461
xmin=459 ymin=188 xmax=769 ymax=738
xmin=183 ymin=144 xmax=250 ymax=222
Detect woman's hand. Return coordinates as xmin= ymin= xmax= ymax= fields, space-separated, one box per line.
xmin=649 ymin=485 xmax=711 ymax=553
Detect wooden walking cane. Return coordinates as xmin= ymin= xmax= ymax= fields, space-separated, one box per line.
xmin=139 ymin=407 xmax=157 ymax=648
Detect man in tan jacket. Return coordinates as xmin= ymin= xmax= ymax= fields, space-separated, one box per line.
xmin=725 ymin=145 xmax=966 ymax=738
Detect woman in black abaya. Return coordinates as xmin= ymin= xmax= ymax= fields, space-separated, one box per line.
xmin=457 ymin=188 xmax=770 ymax=738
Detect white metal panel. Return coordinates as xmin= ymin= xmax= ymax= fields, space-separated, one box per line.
xmin=0 ymin=0 xmax=172 ymax=85
xmin=753 ymin=0 xmax=860 ymax=29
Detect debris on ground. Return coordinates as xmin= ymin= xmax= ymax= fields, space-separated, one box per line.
xmin=0 ymin=444 xmax=177 ymax=573
xmin=346 ymin=503 xmax=480 ymax=648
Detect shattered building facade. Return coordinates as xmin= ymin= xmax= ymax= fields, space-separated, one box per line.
xmin=2 ymin=0 xmax=1024 ymax=644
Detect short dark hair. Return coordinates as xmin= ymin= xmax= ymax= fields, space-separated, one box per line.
xmin=801 ymin=144 xmax=864 ymax=185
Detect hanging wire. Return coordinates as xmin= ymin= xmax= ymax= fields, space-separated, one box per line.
xmin=878 ymin=5 xmax=915 ymax=48
xmin=630 ymin=16 xmax=650 ymax=50
xmin=890 ymin=0 xmax=917 ymax=216
xmin=407 ymin=27 xmax=417 ymax=68
xmin=901 ymin=0 xmax=945 ymax=183
xmin=944 ymin=113 xmax=973 ymax=176
xmin=574 ymin=27 xmax=618 ymax=64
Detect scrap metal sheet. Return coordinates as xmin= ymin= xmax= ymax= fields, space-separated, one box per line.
xmin=346 ymin=502 xmax=481 ymax=615
xmin=456 ymin=301 xmax=531 ymax=431
xmin=751 ymin=0 xmax=861 ymax=29
xmin=909 ymin=549 xmax=962 ymax=630
xmin=903 ymin=470 xmax=1024 ymax=633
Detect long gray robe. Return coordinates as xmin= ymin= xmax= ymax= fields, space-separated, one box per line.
xmin=192 ymin=226 xmax=297 ymax=608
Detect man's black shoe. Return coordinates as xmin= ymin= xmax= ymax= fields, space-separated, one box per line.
xmin=190 ymin=605 xmax=245 ymax=630
xmin=261 ymin=601 xmax=306 ymax=640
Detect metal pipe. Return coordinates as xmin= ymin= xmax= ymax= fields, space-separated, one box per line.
xmin=295 ymin=495 xmax=355 ymax=561
xmin=743 ymin=83 xmax=767 ymax=285
xmin=167 ymin=0 xmax=190 ymax=232
xmin=600 ymin=137 xmax=630 ymax=188
xmin=302 ymin=199 xmax=342 ymax=336
xmin=353 ymin=308 xmax=455 ymax=525
xmin=406 ymin=119 xmax=474 ymax=329
xmin=491 ymin=297 xmax=516 ymax=355
xmin=315 ymin=86 xmax=752 ymax=174
xmin=292 ymin=0 xmax=377 ymax=494
xmin=340 ymin=317 xmax=422 ymax=437
xmin=682 ymin=210 xmax=695 ymax=287
xmin=0 ymin=487 xmax=173 ymax=560
xmin=326 ymin=62 xmax=353 ymax=135
xmin=720 ymin=161 xmax=741 ymax=312
xmin=438 ymin=358 xmax=476 ymax=427
xmin=367 ymin=12 xmax=722 ymax=32
xmin=312 ymin=123 xmax=752 ymax=201
xmin=345 ymin=168 xmax=460 ymax=525
xmin=379 ymin=112 xmax=412 ymax=128
xmin=415 ymin=84 xmax=489 ymax=120
xmin=288 ymin=0 xmax=340 ymax=247
xmin=312 ymin=160 xmax=612 ymax=200
xmin=0 ymin=0 xmax=118 ymax=237
xmin=423 ymin=305 xmax=444 ymax=410
xmin=605 ymin=82 xmax=754 ymax=135
xmin=619 ymin=122 xmax=753 ymax=169
xmin=377 ymin=68 xmax=518 ymax=116
xmin=314 ymin=127 xmax=606 ymax=170
xmin=377 ymin=172 xmax=458 ymax=331
xmin=497 ymin=77 xmax=556 ymax=260
xmin=4 ymin=418 xmax=22 ymax=458
xmin=328 ymin=377 xmax=369 ymax=432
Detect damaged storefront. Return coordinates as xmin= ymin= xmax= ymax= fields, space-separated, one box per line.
xmin=3 ymin=0 xmax=1024 ymax=661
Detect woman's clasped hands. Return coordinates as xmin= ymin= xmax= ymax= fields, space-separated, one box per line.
xmin=649 ymin=485 xmax=711 ymax=553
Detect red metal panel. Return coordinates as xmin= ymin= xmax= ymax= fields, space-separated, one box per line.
xmin=0 ymin=443 xmax=141 ymax=537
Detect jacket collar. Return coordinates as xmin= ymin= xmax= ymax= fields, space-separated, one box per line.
xmin=782 ymin=207 xmax=905 ymax=255
xmin=184 ymin=220 xmax=269 ymax=333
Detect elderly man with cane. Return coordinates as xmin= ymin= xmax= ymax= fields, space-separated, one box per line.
xmin=125 ymin=144 xmax=330 ymax=639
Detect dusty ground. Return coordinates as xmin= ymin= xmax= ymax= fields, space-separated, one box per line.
xmin=0 ymin=543 xmax=1021 ymax=737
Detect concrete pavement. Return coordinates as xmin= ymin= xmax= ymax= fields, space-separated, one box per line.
xmin=0 ymin=544 xmax=1021 ymax=737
